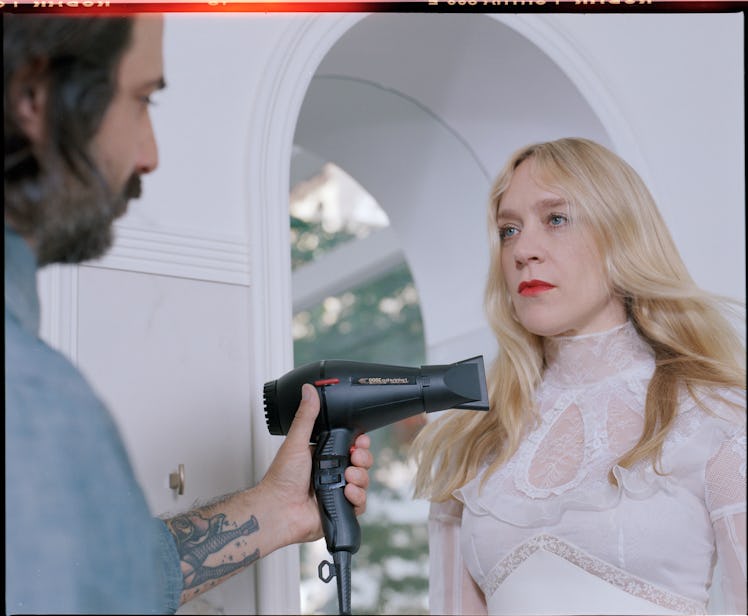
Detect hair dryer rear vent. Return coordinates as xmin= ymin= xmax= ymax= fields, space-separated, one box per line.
xmin=263 ymin=380 xmax=282 ymax=435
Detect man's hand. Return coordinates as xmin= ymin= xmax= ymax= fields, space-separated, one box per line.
xmin=258 ymin=383 xmax=373 ymax=545
xmin=168 ymin=383 xmax=373 ymax=606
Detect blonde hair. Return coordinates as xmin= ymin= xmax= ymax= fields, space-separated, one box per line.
xmin=412 ymin=137 xmax=746 ymax=502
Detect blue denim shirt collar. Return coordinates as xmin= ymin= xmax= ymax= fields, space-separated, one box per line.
xmin=4 ymin=225 xmax=40 ymax=336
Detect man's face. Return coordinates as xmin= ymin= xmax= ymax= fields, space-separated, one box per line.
xmin=90 ymin=15 xmax=164 ymax=202
xmin=30 ymin=15 xmax=165 ymax=265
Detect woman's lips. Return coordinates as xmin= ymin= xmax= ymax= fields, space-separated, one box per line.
xmin=518 ymin=280 xmax=556 ymax=296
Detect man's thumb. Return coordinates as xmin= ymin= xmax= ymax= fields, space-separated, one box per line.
xmin=285 ymin=383 xmax=320 ymax=444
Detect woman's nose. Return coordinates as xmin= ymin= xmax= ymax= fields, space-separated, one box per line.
xmin=513 ymin=227 xmax=546 ymax=267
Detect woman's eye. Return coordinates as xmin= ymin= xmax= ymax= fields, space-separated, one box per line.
xmin=548 ymin=214 xmax=568 ymax=227
xmin=498 ymin=226 xmax=519 ymax=240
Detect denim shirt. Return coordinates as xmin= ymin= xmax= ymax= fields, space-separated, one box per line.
xmin=5 ymin=227 xmax=183 ymax=614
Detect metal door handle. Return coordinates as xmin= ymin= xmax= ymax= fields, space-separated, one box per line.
xmin=169 ymin=464 xmax=185 ymax=495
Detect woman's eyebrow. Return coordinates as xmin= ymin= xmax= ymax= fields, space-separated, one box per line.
xmin=536 ymin=197 xmax=567 ymax=210
xmin=497 ymin=197 xmax=567 ymax=220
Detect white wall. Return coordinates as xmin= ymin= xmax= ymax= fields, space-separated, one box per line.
xmin=292 ymin=12 xmax=744 ymax=366
xmin=544 ymin=13 xmax=745 ymax=301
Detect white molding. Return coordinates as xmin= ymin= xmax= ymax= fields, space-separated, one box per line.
xmin=37 ymin=223 xmax=250 ymax=369
xmin=37 ymin=263 xmax=80 ymax=364
xmin=243 ymin=14 xmax=366 ymax=615
xmin=89 ymin=223 xmax=251 ymax=286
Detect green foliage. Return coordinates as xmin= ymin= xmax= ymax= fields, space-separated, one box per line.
xmin=294 ymin=262 xmax=425 ymax=368
xmin=291 ymin=214 xmax=359 ymax=270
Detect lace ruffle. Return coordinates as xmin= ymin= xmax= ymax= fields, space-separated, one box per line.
xmin=449 ymin=322 xmax=746 ymax=613
xmin=454 ymin=460 xmax=674 ymax=528
xmin=454 ymin=368 xmax=744 ymax=529
xmin=734 ymin=434 xmax=747 ymax=478
xmin=453 ymin=402 xmax=742 ymax=528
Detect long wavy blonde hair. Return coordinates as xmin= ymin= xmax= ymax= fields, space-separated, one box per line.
xmin=412 ymin=137 xmax=746 ymax=502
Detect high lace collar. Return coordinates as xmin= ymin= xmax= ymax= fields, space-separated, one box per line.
xmin=542 ymin=321 xmax=654 ymax=388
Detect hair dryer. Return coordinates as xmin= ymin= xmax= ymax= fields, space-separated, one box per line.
xmin=263 ymin=355 xmax=489 ymax=615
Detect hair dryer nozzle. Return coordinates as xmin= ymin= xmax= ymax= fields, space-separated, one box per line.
xmin=451 ymin=355 xmax=489 ymax=410
xmin=421 ymin=355 xmax=490 ymax=413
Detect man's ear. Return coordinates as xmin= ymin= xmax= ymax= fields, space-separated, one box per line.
xmin=9 ymin=61 xmax=49 ymax=145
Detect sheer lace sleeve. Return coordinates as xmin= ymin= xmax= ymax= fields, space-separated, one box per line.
xmin=705 ymin=424 xmax=747 ymax=615
xmin=428 ymin=499 xmax=486 ymax=615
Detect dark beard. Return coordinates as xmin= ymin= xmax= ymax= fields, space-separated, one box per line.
xmin=34 ymin=173 xmax=142 ymax=266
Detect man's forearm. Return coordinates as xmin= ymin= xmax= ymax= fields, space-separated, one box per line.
xmin=165 ymin=486 xmax=287 ymax=606
xmin=162 ymin=387 xmax=371 ymax=608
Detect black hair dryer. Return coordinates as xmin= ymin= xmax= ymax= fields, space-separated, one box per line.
xmin=263 ymin=356 xmax=489 ymax=615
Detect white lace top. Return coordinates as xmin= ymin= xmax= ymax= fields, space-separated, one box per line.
xmin=428 ymin=322 xmax=746 ymax=615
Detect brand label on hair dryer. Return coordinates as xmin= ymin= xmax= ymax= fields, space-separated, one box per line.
xmin=356 ymin=377 xmax=413 ymax=385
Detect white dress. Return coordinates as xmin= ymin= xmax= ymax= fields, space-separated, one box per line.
xmin=428 ymin=322 xmax=746 ymax=615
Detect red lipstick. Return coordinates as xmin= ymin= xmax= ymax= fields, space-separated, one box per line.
xmin=518 ymin=279 xmax=555 ymax=296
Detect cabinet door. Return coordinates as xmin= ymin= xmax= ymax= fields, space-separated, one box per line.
xmin=40 ymin=264 xmax=256 ymax=614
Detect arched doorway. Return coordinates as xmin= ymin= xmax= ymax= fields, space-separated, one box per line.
xmin=285 ymin=13 xmax=614 ymax=613
xmin=244 ymin=12 xmax=649 ymax=613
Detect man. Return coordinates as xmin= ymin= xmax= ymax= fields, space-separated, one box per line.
xmin=4 ymin=14 xmax=373 ymax=613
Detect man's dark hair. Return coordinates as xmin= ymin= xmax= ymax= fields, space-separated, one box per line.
xmin=4 ymin=15 xmax=134 ymax=262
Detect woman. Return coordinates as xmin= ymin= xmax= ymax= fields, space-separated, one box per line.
xmin=411 ymin=138 xmax=746 ymax=615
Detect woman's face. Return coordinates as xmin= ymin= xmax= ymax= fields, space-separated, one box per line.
xmin=497 ymin=159 xmax=626 ymax=337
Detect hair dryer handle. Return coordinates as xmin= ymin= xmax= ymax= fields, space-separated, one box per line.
xmin=313 ymin=428 xmax=362 ymax=554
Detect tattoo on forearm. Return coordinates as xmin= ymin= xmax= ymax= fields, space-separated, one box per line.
xmin=167 ymin=512 xmax=260 ymax=592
